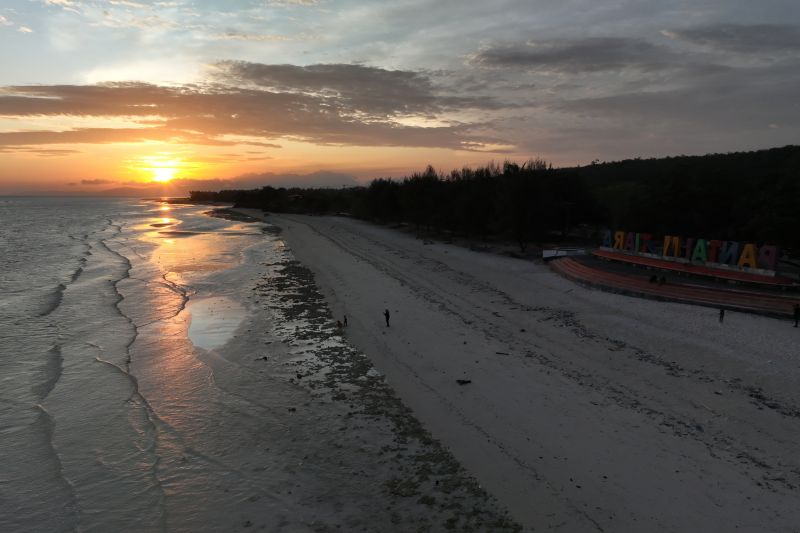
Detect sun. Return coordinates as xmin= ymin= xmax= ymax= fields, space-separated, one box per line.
xmin=152 ymin=166 xmax=177 ymax=183
xmin=131 ymin=154 xmax=189 ymax=183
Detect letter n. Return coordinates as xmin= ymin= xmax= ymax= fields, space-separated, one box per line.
xmin=663 ymin=236 xmax=680 ymax=257
xmin=718 ymin=241 xmax=740 ymax=265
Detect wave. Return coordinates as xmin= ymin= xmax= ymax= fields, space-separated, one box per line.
xmin=37 ymin=283 xmax=67 ymax=317
xmin=37 ymin=232 xmax=96 ymax=317
xmin=30 ymin=344 xmax=63 ymax=401
xmin=93 ymin=355 xmax=168 ymax=527
xmin=33 ymin=404 xmax=80 ymax=530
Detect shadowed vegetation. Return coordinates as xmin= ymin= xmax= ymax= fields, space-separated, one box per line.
xmin=191 ymin=145 xmax=800 ymax=253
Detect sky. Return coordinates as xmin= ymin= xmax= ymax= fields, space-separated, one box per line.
xmin=1 ymin=0 xmax=799 ymax=194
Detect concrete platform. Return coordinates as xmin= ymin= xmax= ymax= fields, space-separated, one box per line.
xmin=551 ymin=256 xmax=799 ymax=318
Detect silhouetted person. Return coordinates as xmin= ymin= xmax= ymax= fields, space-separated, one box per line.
xmin=336 ymin=319 xmax=342 ymax=329
xmin=649 ymin=274 xmax=657 ymax=284
xmin=343 ymin=314 xmax=348 ymax=327
xmin=794 ymin=304 xmax=799 ymax=327
xmin=719 ymin=308 xmax=725 ymax=323
xmin=384 ymin=309 xmax=390 ymax=327
xmin=658 ymin=276 xmax=666 ymax=285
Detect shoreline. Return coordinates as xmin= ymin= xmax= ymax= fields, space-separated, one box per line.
xmin=236 ymin=208 xmax=800 ymax=532
xmin=182 ymin=205 xmax=522 ymax=530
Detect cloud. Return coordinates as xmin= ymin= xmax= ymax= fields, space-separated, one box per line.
xmin=664 ymin=24 xmax=800 ymax=54
xmin=556 ymin=62 xmax=800 ymax=131
xmin=211 ymin=61 xmax=501 ymax=116
xmin=469 ymin=37 xmax=686 ymax=73
xmin=44 ymin=0 xmax=78 ymax=7
xmin=43 ymin=0 xmax=81 ymax=14
xmin=212 ymin=31 xmax=305 ymax=42
xmin=267 ymin=0 xmax=319 ymax=6
xmin=27 ymin=148 xmax=80 ymax=156
xmin=0 ymin=63 xmax=510 ymax=152
xmin=106 ymin=0 xmax=148 ymax=8
xmin=0 ymin=146 xmax=82 ymax=155
xmin=81 ymin=178 xmax=116 ymax=185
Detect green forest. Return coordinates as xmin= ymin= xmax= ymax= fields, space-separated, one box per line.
xmin=190 ymin=145 xmax=800 ymax=254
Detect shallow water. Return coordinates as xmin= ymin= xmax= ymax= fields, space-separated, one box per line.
xmin=186 ymin=296 xmax=246 ymax=350
xmin=0 ymin=198 xmax=518 ymax=532
xmin=0 ymin=198 xmax=282 ymax=531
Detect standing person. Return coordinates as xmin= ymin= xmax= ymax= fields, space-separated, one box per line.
xmin=384 ymin=309 xmax=390 ymax=327
xmin=343 ymin=314 xmax=348 ymax=327
xmin=793 ymin=304 xmax=799 ymax=328
xmin=719 ymin=308 xmax=725 ymax=323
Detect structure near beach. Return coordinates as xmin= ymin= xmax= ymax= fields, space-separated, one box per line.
xmin=548 ymin=229 xmax=798 ymax=319
xmin=601 ymin=230 xmax=780 ymax=276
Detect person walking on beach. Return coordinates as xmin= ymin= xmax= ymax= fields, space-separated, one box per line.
xmin=384 ymin=309 xmax=390 ymax=327
xmin=719 ymin=308 xmax=725 ymax=323
xmin=793 ymin=304 xmax=799 ymax=327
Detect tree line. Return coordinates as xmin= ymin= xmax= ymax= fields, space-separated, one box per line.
xmin=190 ymin=145 xmax=800 ymax=253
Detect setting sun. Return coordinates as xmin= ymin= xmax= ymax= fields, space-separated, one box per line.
xmin=152 ymin=166 xmax=177 ymax=183
xmin=130 ymin=154 xmax=187 ymax=183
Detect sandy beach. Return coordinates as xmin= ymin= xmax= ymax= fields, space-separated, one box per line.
xmin=239 ymin=210 xmax=800 ymax=532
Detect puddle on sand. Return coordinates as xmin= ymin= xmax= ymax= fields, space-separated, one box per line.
xmin=187 ymin=296 xmax=246 ymax=350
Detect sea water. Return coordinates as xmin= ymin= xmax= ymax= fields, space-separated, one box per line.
xmin=0 ymin=197 xmax=517 ymax=532
xmin=0 ymin=198 xmax=285 ymax=531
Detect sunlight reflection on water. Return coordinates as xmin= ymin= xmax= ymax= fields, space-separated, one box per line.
xmin=186 ymin=296 xmax=246 ymax=350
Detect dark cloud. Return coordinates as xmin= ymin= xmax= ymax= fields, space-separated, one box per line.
xmin=0 ymin=66 xmax=508 ymax=152
xmin=470 ymin=37 xmax=684 ymax=73
xmin=666 ymin=24 xmax=800 ymax=54
xmin=0 ymin=146 xmax=81 ymax=155
xmin=556 ymin=63 xmax=800 ymax=131
xmin=81 ymin=178 xmax=116 ymax=185
xmin=210 ymin=61 xmax=503 ymax=116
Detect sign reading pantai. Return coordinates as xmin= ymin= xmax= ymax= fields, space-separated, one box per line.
xmin=601 ymin=230 xmax=779 ymax=273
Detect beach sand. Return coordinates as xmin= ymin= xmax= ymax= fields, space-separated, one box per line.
xmin=239 ymin=210 xmax=800 ymax=532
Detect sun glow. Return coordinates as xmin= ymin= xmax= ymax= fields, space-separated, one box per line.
xmin=130 ymin=154 xmax=188 ymax=183
xmin=152 ymin=166 xmax=177 ymax=183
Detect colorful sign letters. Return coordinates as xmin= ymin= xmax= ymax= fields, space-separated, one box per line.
xmin=601 ymin=230 xmax=779 ymax=272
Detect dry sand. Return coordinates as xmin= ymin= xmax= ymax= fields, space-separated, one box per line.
xmin=238 ymin=210 xmax=800 ymax=532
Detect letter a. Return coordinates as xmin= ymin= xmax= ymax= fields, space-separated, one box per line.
xmin=691 ymin=239 xmax=708 ymax=263
xmin=738 ymin=243 xmax=757 ymax=269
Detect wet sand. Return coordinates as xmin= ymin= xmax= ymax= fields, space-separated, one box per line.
xmin=240 ymin=210 xmax=800 ymax=532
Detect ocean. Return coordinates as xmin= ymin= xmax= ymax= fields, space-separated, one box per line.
xmin=0 ymin=198 xmax=284 ymax=530
xmin=0 ymin=197 xmax=516 ymax=532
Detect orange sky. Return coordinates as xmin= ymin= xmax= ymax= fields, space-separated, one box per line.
xmin=2 ymin=1 xmax=797 ymax=194
xmin=0 ymin=80 xmax=522 ymax=194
